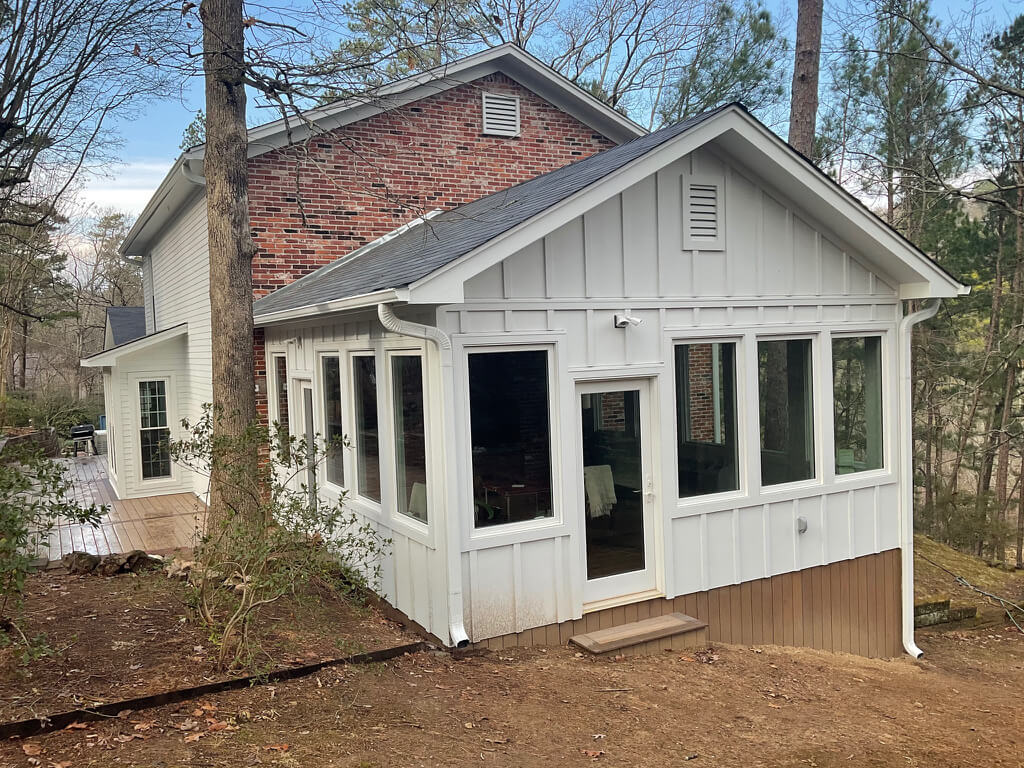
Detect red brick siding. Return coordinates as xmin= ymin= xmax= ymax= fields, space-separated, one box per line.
xmin=247 ymin=73 xmax=616 ymax=298
xmin=686 ymin=343 xmax=716 ymax=442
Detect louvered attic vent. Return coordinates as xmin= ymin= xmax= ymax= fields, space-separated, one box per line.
xmin=683 ymin=176 xmax=724 ymax=250
xmin=482 ymin=92 xmax=520 ymax=137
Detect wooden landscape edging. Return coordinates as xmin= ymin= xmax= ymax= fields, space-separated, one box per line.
xmin=0 ymin=641 xmax=428 ymax=740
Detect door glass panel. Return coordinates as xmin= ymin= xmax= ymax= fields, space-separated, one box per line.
xmin=581 ymin=389 xmax=645 ymax=580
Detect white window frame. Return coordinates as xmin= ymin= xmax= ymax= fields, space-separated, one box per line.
xmin=827 ymin=328 xmax=894 ymax=487
xmin=383 ymin=348 xmax=432 ymax=540
xmin=317 ymin=350 xmax=346 ymax=493
xmin=453 ymin=331 xmax=570 ymax=550
xmin=348 ymin=348 xmax=384 ymax=510
xmin=465 ymin=344 xmax=560 ymax=534
xmin=670 ymin=335 xmax=748 ymax=510
xmin=751 ymin=331 xmax=823 ymax=496
xmin=132 ymin=374 xmax=176 ymax=486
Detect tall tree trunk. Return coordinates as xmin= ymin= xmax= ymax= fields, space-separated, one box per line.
xmin=201 ymin=0 xmax=259 ymax=521
xmin=18 ymin=318 xmax=27 ymax=389
xmin=788 ymin=0 xmax=823 ymax=157
xmin=0 ymin=309 xmax=11 ymax=430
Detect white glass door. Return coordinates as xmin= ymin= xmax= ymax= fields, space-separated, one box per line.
xmin=578 ymin=379 xmax=658 ymax=605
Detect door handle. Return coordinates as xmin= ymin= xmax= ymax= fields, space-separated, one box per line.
xmin=643 ymin=476 xmax=656 ymax=503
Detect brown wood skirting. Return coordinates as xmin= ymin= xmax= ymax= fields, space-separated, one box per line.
xmin=475 ymin=549 xmax=903 ymax=658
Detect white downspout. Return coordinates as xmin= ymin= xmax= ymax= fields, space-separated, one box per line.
xmin=897 ymin=298 xmax=940 ymax=658
xmin=377 ymin=303 xmax=470 ymax=648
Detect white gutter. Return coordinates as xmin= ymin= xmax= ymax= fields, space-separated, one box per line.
xmin=376 ymin=303 xmax=470 ymax=648
xmin=253 ymin=289 xmax=402 ymax=326
xmin=897 ymin=298 xmax=941 ymax=658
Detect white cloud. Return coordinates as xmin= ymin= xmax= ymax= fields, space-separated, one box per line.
xmin=79 ymin=160 xmax=175 ymax=216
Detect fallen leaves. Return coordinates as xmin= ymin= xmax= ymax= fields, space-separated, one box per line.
xmin=263 ymin=743 xmax=290 ymax=752
xmin=22 ymin=743 xmax=42 ymax=756
xmin=580 ymin=748 xmax=606 ymax=759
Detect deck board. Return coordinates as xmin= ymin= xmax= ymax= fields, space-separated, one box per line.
xmin=36 ymin=456 xmax=203 ymax=562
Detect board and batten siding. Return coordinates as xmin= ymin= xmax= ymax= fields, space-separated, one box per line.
xmin=261 ymin=312 xmax=450 ymax=641
xmin=446 ymin=145 xmax=904 ymax=643
xmin=146 ymin=192 xmax=211 ymax=496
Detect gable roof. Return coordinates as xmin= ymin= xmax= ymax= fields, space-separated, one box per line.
xmin=253 ymin=104 xmax=967 ymax=323
xmin=122 ymin=44 xmax=646 ymax=257
xmin=104 ymin=306 xmax=147 ymax=347
xmin=252 ymin=106 xmax=730 ymax=320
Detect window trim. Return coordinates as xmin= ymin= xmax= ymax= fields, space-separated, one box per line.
xmin=466 ymin=345 xmax=559 ymax=532
xmin=384 ymin=348 xmax=432 ymax=538
xmin=753 ymin=332 xmax=823 ymax=494
xmin=453 ymin=332 xmax=570 ymax=550
xmin=670 ymin=336 xmax=746 ymax=507
xmin=827 ymin=329 xmax=893 ymax=486
xmin=131 ymin=373 xmax=176 ymax=486
xmin=349 ymin=348 xmax=383 ymax=509
xmin=317 ymin=351 xmax=346 ymax=492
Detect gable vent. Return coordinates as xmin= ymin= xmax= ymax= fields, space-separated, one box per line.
xmin=683 ymin=176 xmax=724 ymax=250
xmin=482 ymin=92 xmax=520 ymax=137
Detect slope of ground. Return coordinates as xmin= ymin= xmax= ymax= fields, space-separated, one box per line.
xmin=2 ymin=628 xmax=1022 ymax=768
xmin=914 ymin=535 xmax=1024 ymax=623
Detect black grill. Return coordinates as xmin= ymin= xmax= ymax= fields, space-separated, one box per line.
xmin=70 ymin=424 xmax=96 ymax=456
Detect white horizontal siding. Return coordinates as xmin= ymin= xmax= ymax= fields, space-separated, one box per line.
xmin=147 ymin=193 xmax=211 ymax=496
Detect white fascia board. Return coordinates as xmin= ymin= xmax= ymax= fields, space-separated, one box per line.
xmin=81 ymin=323 xmax=188 ymax=368
xmin=409 ymin=107 xmax=967 ymax=303
xmin=252 ymin=289 xmax=403 ymax=327
xmin=722 ymin=112 xmax=967 ymax=299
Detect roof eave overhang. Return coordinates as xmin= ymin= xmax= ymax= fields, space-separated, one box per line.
xmin=81 ymin=323 xmax=188 ymax=367
xmin=406 ymin=106 xmax=968 ymax=305
xmin=253 ymin=288 xmax=404 ymax=327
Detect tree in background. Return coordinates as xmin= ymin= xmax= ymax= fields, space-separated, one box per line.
xmin=788 ymin=0 xmax=822 ymax=155
xmin=657 ymin=1 xmax=786 ymax=125
xmin=180 ymin=111 xmax=207 ymax=151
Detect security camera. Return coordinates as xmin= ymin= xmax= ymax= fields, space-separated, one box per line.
xmin=613 ymin=311 xmax=643 ymax=329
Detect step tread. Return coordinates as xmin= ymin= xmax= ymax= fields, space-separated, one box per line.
xmin=569 ymin=612 xmax=708 ymax=654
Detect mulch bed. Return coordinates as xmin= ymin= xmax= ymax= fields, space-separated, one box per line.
xmin=0 ymin=570 xmax=418 ymax=724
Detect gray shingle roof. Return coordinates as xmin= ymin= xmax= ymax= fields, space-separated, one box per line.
xmin=252 ymin=104 xmax=734 ymax=318
xmin=105 ymin=306 xmax=147 ymax=347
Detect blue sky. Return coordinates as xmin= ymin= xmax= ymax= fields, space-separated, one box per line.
xmin=81 ymin=0 xmax=1019 ymax=217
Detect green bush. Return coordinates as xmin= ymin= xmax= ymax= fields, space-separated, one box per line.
xmin=4 ymin=391 xmax=103 ymax=438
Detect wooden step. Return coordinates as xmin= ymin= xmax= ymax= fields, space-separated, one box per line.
xmin=569 ymin=612 xmax=708 ymax=655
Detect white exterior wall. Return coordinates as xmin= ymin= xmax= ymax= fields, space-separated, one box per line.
xmin=262 ymin=309 xmax=451 ymax=640
xmin=446 ymin=145 xmax=905 ymax=641
xmin=143 ymin=192 xmax=210 ymax=497
xmin=103 ymin=337 xmax=194 ymax=498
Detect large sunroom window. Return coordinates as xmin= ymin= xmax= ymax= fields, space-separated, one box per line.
xmin=468 ymin=350 xmax=554 ymax=528
xmin=833 ymin=336 xmax=883 ymax=474
xmin=321 ymin=355 xmax=344 ymax=486
xmin=758 ymin=339 xmax=814 ymax=485
xmin=392 ymin=355 xmax=427 ymax=522
xmin=674 ymin=342 xmax=738 ymax=497
xmin=353 ymin=355 xmax=381 ymax=502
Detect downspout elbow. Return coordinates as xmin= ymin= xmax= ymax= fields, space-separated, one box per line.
xmin=377 ymin=303 xmax=469 ymax=648
xmin=897 ymin=299 xmax=941 ymax=659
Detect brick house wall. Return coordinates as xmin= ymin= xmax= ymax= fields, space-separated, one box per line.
xmin=249 ymin=72 xmax=618 ymax=419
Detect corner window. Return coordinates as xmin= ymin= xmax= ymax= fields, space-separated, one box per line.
xmin=139 ymin=380 xmax=171 ymax=479
xmin=321 ymin=355 xmax=344 ymax=486
xmin=353 ymin=355 xmax=381 ymax=502
xmin=469 ymin=350 xmax=553 ymax=528
xmin=833 ymin=336 xmax=883 ymax=474
xmin=675 ymin=342 xmax=738 ymax=497
xmin=758 ymin=339 xmax=814 ymax=486
xmin=392 ymin=355 xmax=427 ymax=522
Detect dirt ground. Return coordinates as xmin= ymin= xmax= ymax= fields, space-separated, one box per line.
xmin=2 ymin=557 xmax=1024 ymax=768
xmin=2 ymin=620 xmax=1023 ymax=766
xmin=0 ymin=571 xmax=418 ymax=723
